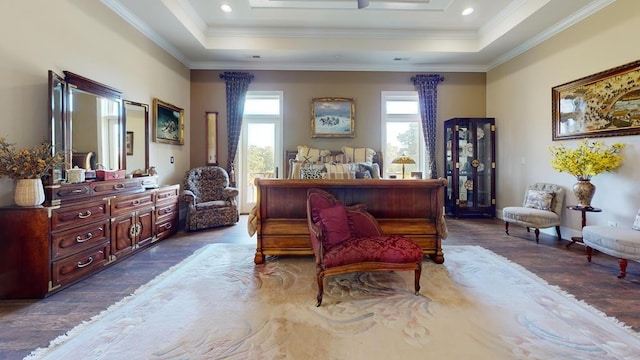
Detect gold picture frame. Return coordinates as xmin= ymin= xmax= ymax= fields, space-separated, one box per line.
xmin=153 ymin=98 xmax=184 ymax=145
xmin=552 ymin=60 xmax=640 ymax=140
xmin=311 ymin=97 xmax=355 ymax=138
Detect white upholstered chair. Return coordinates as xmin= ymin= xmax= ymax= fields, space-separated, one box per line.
xmin=503 ymin=183 xmax=565 ymax=243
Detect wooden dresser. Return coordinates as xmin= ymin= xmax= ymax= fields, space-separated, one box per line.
xmin=0 ymin=179 xmax=180 ymax=299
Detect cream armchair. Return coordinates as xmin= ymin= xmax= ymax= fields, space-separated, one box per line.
xmin=182 ymin=166 xmax=239 ymax=231
xmin=503 ymin=183 xmax=565 ymax=243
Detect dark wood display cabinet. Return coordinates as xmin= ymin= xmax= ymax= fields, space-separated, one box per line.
xmin=0 ymin=180 xmax=180 ymax=299
xmin=444 ymin=117 xmax=496 ymax=218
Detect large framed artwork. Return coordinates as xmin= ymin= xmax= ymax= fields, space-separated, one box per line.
xmin=552 ymin=60 xmax=640 ymax=140
xmin=311 ymin=97 xmax=355 ymax=138
xmin=205 ymin=111 xmax=218 ymax=165
xmin=153 ymin=98 xmax=184 ymax=145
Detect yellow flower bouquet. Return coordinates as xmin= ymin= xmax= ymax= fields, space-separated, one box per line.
xmin=548 ymin=138 xmax=625 ymax=180
xmin=0 ymin=137 xmax=64 ymax=180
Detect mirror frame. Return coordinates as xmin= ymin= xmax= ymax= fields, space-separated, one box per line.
xmin=63 ymin=71 xmax=124 ymax=172
xmin=123 ymin=100 xmax=150 ymax=172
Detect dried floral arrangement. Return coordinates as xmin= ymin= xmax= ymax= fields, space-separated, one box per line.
xmin=0 ymin=137 xmax=64 ymax=180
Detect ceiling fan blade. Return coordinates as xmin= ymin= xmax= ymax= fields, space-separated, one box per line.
xmin=357 ymin=0 xmax=369 ymax=9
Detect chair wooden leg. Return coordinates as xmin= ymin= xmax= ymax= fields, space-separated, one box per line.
xmin=316 ymin=271 xmax=324 ymax=307
xmin=586 ymin=246 xmax=593 ymax=262
xmin=414 ymin=263 xmax=422 ymax=295
xmin=618 ymin=258 xmax=628 ymax=279
xmin=555 ymin=226 xmax=562 ymax=241
xmin=534 ymin=228 xmax=540 ymax=243
xmin=504 ymin=222 xmax=509 ymax=235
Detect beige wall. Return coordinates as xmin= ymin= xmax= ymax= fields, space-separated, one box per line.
xmin=0 ymin=0 xmax=191 ymax=206
xmin=488 ymin=0 xmax=640 ymax=236
xmin=190 ymin=70 xmax=486 ymax=173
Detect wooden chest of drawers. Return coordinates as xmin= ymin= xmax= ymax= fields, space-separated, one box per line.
xmin=0 ymin=183 xmax=180 ymax=299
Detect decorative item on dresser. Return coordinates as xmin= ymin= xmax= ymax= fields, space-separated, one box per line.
xmin=444 ymin=117 xmax=496 ymax=218
xmin=0 ymin=182 xmax=180 ymax=299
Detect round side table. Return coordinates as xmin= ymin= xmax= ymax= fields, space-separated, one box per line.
xmin=566 ymin=205 xmax=602 ymax=248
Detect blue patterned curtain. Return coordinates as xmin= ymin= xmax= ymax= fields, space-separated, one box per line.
xmin=219 ymin=71 xmax=254 ymax=185
xmin=411 ymin=74 xmax=444 ymax=179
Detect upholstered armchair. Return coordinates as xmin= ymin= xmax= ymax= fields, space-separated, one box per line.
xmin=306 ymin=188 xmax=423 ymax=306
xmin=182 ymin=166 xmax=239 ymax=231
xmin=503 ymin=183 xmax=565 ymax=243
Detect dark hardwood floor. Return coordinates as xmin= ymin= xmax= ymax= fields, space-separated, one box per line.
xmin=1 ymin=215 xmax=639 ymax=359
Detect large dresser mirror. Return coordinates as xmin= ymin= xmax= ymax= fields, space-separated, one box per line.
xmin=48 ymin=71 xmax=150 ymax=184
xmin=123 ymin=100 xmax=150 ymax=173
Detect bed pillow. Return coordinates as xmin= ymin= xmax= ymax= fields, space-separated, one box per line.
xmin=296 ymin=146 xmax=330 ymax=163
xmin=300 ymin=167 xmax=325 ymax=179
xmin=324 ymin=163 xmax=356 ymax=179
xmin=317 ymin=204 xmax=352 ymax=247
xmin=341 ymin=147 xmax=376 ymax=163
xmin=524 ymin=190 xmax=555 ymax=211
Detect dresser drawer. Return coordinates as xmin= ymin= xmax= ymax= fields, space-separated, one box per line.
xmin=51 ymin=219 xmax=111 ymax=260
xmin=156 ymin=185 xmax=179 ymax=203
xmin=93 ymin=179 xmax=143 ymax=195
xmin=51 ymin=243 xmax=110 ymax=289
xmin=156 ymin=215 xmax=178 ymax=241
xmin=48 ymin=183 xmax=92 ymax=203
xmin=155 ymin=201 xmax=177 ymax=219
xmin=51 ymin=200 xmax=109 ymax=231
xmin=110 ymin=191 xmax=155 ymax=216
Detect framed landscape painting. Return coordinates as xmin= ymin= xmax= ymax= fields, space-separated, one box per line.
xmin=552 ymin=60 xmax=640 ymax=140
xmin=153 ymin=98 xmax=184 ymax=145
xmin=311 ymin=97 xmax=355 ymax=138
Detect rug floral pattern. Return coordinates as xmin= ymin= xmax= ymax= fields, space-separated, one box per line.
xmin=26 ymin=245 xmax=640 ymax=360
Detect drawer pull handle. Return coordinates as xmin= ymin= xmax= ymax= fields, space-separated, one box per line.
xmin=77 ymin=256 xmax=94 ymax=268
xmin=132 ymin=199 xmax=141 ymax=205
xmin=114 ymin=183 xmax=125 ymax=189
xmin=164 ymin=223 xmax=172 ymax=229
xmin=76 ymin=232 xmax=95 ymax=243
xmin=77 ymin=210 xmax=92 ymax=219
xmin=72 ymin=189 xmax=84 ymax=193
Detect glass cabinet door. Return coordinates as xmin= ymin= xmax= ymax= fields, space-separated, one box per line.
xmin=444 ymin=118 xmax=495 ymax=218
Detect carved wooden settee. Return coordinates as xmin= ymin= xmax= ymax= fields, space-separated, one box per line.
xmin=252 ymin=178 xmax=448 ymax=264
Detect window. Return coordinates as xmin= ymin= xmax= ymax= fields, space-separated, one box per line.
xmin=238 ymin=91 xmax=283 ymax=213
xmin=381 ymin=91 xmax=424 ymax=178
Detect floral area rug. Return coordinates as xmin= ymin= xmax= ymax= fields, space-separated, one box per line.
xmin=25 ymin=244 xmax=640 ymax=359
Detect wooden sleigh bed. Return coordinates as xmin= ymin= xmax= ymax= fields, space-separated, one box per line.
xmin=251 ymin=177 xmax=448 ymax=265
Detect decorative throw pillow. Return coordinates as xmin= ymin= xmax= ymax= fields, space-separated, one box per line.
xmin=317 ymin=204 xmax=352 ymax=247
xmin=296 ymin=145 xmax=330 ymax=163
xmin=355 ymin=170 xmax=372 ymax=179
xmin=524 ymin=190 xmax=555 ymax=211
xmin=324 ymin=163 xmax=356 ymax=179
xmin=341 ymin=147 xmax=376 ymax=163
xmin=300 ymin=167 xmax=325 ymax=179
xmin=632 ymin=209 xmax=640 ymax=230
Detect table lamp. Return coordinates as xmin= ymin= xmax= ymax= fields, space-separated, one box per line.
xmin=391 ymin=155 xmax=415 ymax=179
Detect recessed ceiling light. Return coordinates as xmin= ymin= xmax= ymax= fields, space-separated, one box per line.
xmin=462 ymin=7 xmax=474 ymax=16
xmin=220 ymin=4 xmax=232 ymax=13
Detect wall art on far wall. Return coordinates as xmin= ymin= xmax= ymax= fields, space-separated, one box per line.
xmin=126 ymin=131 xmax=133 ymax=155
xmin=311 ymin=97 xmax=355 ymax=138
xmin=205 ymin=111 xmax=218 ymax=165
xmin=153 ymin=98 xmax=184 ymax=145
xmin=552 ymin=59 xmax=640 ymax=140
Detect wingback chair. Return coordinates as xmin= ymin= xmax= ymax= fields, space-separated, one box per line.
xmin=503 ymin=183 xmax=565 ymax=243
xmin=306 ymin=188 xmax=423 ymax=306
xmin=182 ymin=166 xmax=239 ymax=231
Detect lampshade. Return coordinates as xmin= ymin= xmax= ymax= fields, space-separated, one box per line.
xmin=391 ymin=155 xmax=415 ymax=179
xmin=391 ymin=156 xmax=416 ymax=165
